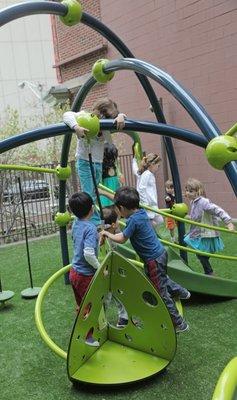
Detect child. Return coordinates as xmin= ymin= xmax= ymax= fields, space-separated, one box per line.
xmin=63 ymin=98 xmax=126 ymax=226
xmin=165 ymin=179 xmax=177 ymax=242
xmin=102 ymin=206 xmax=129 ymax=328
xmin=68 ymin=191 xmax=101 ymax=346
xmin=184 ymin=178 xmax=234 ymax=275
xmin=133 ymin=153 xmax=164 ymax=227
xmin=100 ymin=187 xmax=190 ymax=334
xmin=100 ymin=143 xmax=124 ymax=207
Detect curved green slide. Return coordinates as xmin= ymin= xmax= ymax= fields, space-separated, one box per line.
xmin=116 ymin=243 xmax=237 ymax=299
xmin=166 ymin=246 xmax=237 ymax=299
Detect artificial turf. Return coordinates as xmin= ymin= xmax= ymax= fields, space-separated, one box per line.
xmin=0 ymin=231 xmax=236 ymax=400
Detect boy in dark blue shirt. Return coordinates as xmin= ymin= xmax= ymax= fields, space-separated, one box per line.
xmin=100 ymin=187 xmax=190 ymax=333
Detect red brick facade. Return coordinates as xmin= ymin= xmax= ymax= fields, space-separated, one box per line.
xmin=51 ymin=0 xmax=237 ymax=215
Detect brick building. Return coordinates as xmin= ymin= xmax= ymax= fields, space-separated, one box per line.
xmin=51 ymin=0 xmax=237 ymax=215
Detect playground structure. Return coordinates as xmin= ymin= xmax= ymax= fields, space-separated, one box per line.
xmin=0 ymin=0 xmax=237 ymax=397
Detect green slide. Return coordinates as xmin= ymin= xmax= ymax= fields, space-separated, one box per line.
xmin=166 ymin=246 xmax=237 ymax=299
xmin=117 ymin=243 xmax=237 ymax=299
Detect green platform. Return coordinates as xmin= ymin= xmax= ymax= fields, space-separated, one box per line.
xmin=71 ymin=340 xmax=169 ymax=385
xmin=67 ymin=251 xmax=176 ymax=385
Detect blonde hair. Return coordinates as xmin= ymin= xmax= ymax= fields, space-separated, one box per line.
xmin=185 ymin=178 xmax=206 ymax=197
xmin=92 ymin=98 xmax=118 ymax=118
xmin=165 ymin=179 xmax=173 ymax=189
xmin=138 ymin=153 xmax=161 ymax=175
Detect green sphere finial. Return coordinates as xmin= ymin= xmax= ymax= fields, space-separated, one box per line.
xmin=60 ymin=0 xmax=82 ymax=27
xmin=56 ymin=166 xmax=71 ymax=181
xmin=76 ymin=111 xmax=100 ymax=140
xmin=54 ymin=211 xmax=72 ymax=227
xmin=205 ymin=135 xmax=237 ymax=170
xmin=92 ymin=59 xmax=115 ymax=83
xmin=171 ymin=203 xmax=188 ymax=218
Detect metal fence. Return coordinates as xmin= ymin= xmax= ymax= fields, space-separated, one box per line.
xmin=0 ymin=155 xmax=134 ymax=245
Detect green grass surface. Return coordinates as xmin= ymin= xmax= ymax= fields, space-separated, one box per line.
xmin=1 ymin=232 xmax=237 ymax=400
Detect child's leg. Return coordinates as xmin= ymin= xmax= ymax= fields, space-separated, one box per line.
xmin=69 ymin=268 xmax=94 ymax=310
xmin=104 ymin=293 xmax=128 ymax=327
xmin=166 ymin=276 xmax=190 ymax=299
xmin=69 ymin=268 xmax=99 ymax=346
xmin=196 ymin=255 xmax=213 ymax=275
xmin=77 ymin=159 xmax=101 ymax=226
xmin=145 ymin=251 xmax=185 ymax=328
xmin=115 ymin=296 xmax=128 ymax=321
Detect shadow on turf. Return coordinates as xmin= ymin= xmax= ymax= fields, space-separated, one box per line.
xmin=70 ymin=368 xmax=168 ymax=395
xmin=183 ymin=292 xmax=233 ymax=307
xmin=0 ymin=302 xmax=15 ymax=312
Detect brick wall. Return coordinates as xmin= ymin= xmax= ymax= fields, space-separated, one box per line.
xmin=51 ymin=0 xmax=108 ymax=105
xmin=100 ymin=0 xmax=237 ymax=215
xmin=51 ymin=0 xmax=237 ymax=215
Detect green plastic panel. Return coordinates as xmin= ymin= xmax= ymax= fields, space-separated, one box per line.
xmin=71 ymin=340 xmax=169 ymax=385
xmin=67 ymin=251 xmax=176 ymax=385
xmin=108 ymin=252 xmax=176 ymax=359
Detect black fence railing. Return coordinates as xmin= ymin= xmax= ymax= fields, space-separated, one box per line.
xmin=0 ymin=155 xmax=134 ymax=245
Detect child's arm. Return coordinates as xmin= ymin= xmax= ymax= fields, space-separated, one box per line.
xmin=226 ymin=222 xmax=235 ymax=231
xmin=84 ymin=247 xmax=100 ymax=270
xmin=203 ymin=198 xmax=233 ymax=225
xmin=100 ymin=230 xmax=127 ymax=244
xmin=63 ymin=111 xmax=88 ymax=138
xmin=98 ymin=188 xmax=114 ymax=201
xmin=115 ymin=159 xmax=125 ymax=184
xmin=114 ymin=113 xmax=126 ymax=130
xmin=132 ymin=158 xmax=139 ymax=177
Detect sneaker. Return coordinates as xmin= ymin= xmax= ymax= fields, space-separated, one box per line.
xmin=175 ymin=321 xmax=189 ymax=334
xmin=179 ymin=291 xmax=191 ymax=300
xmin=85 ymin=336 xmax=100 ymax=347
xmin=206 ymin=271 xmax=215 ymax=276
xmin=116 ymin=318 xmax=128 ymax=328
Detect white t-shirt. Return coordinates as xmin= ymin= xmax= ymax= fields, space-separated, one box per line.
xmin=63 ymin=111 xmax=112 ymax=163
xmin=132 ymin=158 xmax=162 ymax=223
xmin=132 ymin=158 xmax=140 ymax=189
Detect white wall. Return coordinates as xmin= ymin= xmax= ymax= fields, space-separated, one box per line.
xmin=0 ymin=0 xmax=57 ymax=123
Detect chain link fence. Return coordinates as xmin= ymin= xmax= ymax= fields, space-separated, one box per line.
xmin=0 ymin=155 xmax=134 ymax=245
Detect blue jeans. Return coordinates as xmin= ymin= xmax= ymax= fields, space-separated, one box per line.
xmin=144 ymin=250 xmax=185 ymax=327
xmin=77 ymin=159 xmax=102 ymax=226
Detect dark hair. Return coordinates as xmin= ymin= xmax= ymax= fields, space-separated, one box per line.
xmin=114 ymin=186 xmax=140 ymax=210
xmin=103 ymin=206 xmax=118 ymax=225
xmin=68 ymin=192 xmax=93 ymax=219
xmin=102 ymin=143 xmax=118 ymax=178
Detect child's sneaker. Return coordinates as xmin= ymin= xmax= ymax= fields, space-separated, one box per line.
xmin=116 ymin=318 xmax=128 ymax=328
xmin=175 ymin=321 xmax=189 ymax=334
xmin=85 ymin=336 xmax=100 ymax=347
xmin=179 ymin=290 xmax=191 ymax=300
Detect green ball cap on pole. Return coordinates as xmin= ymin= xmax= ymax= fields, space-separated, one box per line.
xmin=76 ymin=111 xmax=100 ymax=140
xmin=92 ymin=59 xmax=115 ymax=83
xmin=205 ymin=135 xmax=237 ymax=170
xmin=171 ymin=203 xmax=189 ymax=218
xmin=60 ymin=0 xmax=82 ymax=26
